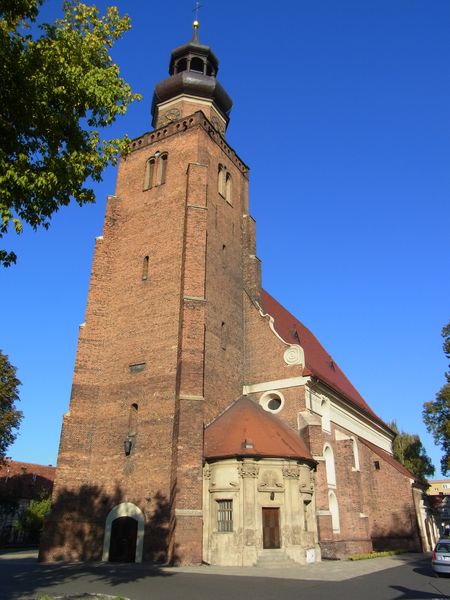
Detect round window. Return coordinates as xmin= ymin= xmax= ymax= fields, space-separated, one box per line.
xmin=259 ymin=391 xmax=284 ymax=414
xmin=267 ymin=397 xmax=282 ymax=411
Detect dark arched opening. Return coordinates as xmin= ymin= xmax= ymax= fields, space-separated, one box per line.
xmin=176 ymin=58 xmax=188 ymax=73
xmin=190 ymin=57 xmax=204 ymax=73
xmin=109 ymin=516 xmax=138 ymax=562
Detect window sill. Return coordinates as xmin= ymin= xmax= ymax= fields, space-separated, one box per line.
xmin=216 ymin=530 xmax=234 ymax=534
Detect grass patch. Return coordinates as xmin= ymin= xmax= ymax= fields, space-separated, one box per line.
xmin=348 ymin=549 xmax=408 ymax=561
xmin=36 ymin=595 xmax=129 ymax=600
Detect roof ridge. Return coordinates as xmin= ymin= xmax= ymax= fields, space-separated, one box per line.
xmin=260 ymin=289 xmax=386 ymax=427
xmin=1 ymin=459 xmax=55 ymax=469
xmin=358 ymin=437 xmax=416 ymax=480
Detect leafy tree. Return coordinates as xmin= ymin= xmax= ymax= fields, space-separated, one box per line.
xmin=0 ymin=0 xmax=141 ymax=266
xmin=15 ymin=495 xmax=51 ymax=544
xmin=0 ymin=351 xmax=22 ymax=461
xmin=423 ymin=321 xmax=450 ymax=475
xmin=388 ymin=420 xmax=435 ymax=482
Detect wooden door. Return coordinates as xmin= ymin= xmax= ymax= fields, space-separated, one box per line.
xmin=262 ymin=507 xmax=280 ymax=549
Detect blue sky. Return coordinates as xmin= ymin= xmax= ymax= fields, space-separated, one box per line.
xmin=1 ymin=0 xmax=449 ymax=476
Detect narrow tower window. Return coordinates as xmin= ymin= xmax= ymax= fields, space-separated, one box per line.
xmin=218 ymin=164 xmax=225 ymax=196
xmin=221 ymin=321 xmax=226 ymax=350
xmin=157 ymin=153 xmax=168 ymax=185
xmin=225 ymin=172 xmax=232 ymax=204
xmin=144 ymin=152 xmax=168 ymax=190
xmin=144 ymin=158 xmax=155 ymax=190
xmin=129 ymin=403 xmax=138 ymax=436
xmin=142 ymin=256 xmax=149 ymax=281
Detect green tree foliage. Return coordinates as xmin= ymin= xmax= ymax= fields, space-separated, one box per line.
xmin=15 ymin=495 xmax=51 ymax=544
xmin=423 ymin=321 xmax=450 ymax=475
xmin=388 ymin=420 xmax=435 ymax=483
xmin=0 ymin=351 xmax=22 ymax=461
xmin=0 ymin=0 xmax=141 ymax=266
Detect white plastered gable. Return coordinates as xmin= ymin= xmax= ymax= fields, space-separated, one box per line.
xmin=256 ymin=301 xmax=305 ymax=367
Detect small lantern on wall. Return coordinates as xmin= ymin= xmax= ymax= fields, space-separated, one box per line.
xmin=124 ymin=437 xmax=132 ymax=456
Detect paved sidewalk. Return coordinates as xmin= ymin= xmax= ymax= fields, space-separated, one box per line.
xmin=163 ymin=553 xmax=424 ymax=581
xmin=0 ymin=549 xmax=426 ymax=582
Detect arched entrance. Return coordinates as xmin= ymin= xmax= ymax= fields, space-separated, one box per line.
xmin=109 ymin=516 xmax=138 ymax=562
xmin=102 ymin=502 xmax=144 ymax=562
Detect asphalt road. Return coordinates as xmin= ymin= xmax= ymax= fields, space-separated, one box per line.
xmin=0 ymin=552 xmax=449 ymax=600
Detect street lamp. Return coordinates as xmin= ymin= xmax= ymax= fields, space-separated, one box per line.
xmin=124 ymin=437 xmax=132 ymax=456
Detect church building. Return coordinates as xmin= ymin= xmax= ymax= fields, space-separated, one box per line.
xmin=40 ymin=24 xmax=429 ymax=566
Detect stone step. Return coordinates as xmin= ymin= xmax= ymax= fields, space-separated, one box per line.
xmin=256 ymin=549 xmax=298 ymax=568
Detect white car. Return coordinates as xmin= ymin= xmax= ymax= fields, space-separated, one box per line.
xmin=432 ymin=539 xmax=450 ymax=575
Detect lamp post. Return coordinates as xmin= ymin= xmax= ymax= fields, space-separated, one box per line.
xmin=124 ymin=437 xmax=132 ymax=456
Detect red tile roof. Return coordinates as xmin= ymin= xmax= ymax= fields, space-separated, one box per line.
xmin=0 ymin=460 xmax=55 ymax=500
xmin=260 ymin=290 xmax=385 ymax=426
xmin=204 ymin=397 xmax=314 ymax=462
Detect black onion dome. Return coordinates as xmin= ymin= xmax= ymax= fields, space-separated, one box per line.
xmin=153 ymin=71 xmax=232 ymax=117
xmin=151 ymin=28 xmax=233 ymax=122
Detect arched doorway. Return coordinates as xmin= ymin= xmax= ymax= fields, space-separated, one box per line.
xmin=109 ymin=516 xmax=138 ymax=562
xmin=102 ymin=502 xmax=144 ymax=562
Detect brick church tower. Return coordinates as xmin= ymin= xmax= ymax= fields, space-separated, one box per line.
xmin=40 ymin=23 xmax=259 ymax=564
xmin=41 ymin=23 xmax=427 ymax=566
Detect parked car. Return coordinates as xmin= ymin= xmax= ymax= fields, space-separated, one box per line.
xmin=432 ymin=540 xmax=450 ymax=576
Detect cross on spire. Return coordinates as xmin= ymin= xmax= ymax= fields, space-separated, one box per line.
xmin=192 ymin=1 xmax=201 ymax=40
xmin=193 ymin=1 xmax=202 ymax=22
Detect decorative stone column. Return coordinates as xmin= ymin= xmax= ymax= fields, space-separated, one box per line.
xmin=238 ymin=459 xmax=259 ymax=566
xmin=283 ymin=462 xmax=303 ymax=562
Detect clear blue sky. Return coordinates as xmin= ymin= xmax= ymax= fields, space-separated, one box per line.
xmin=1 ymin=0 xmax=449 ymax=476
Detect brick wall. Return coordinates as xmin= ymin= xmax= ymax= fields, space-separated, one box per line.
xmin=359 ymin=442 xmax=420 ymax=551
xmin=41 ymin=112 xmax=253 ymax=564
xmin=40 ymin=106 xmax=421 ymax=564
